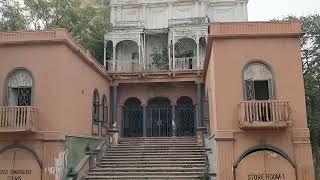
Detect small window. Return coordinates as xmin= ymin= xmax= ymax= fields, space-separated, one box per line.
xmin=7 ymin=69 xmax=33 ymax=106
xmin=243 ymin=62 xmax=274 ymax=100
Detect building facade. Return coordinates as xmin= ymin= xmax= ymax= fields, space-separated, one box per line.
xmin=104 ymin=0 xmax=248 ymax=73
xmin=0 ymin=1 xmax=316 ymax=180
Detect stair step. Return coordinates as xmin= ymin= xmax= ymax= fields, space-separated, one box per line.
xmin=86 ymin=175 xmax=202 ymax=179
xmin=88 ymin=171 xmax=203 ymax=176
xmin=103 ymin=155 xmax=204 ymax=158
xmin=92 ymin=167 xmax=204 ymax=172
xmin=98 ymin=164 xmax=205 ymax=168
xmin=85 ymin=137 xmax=205 ymax=180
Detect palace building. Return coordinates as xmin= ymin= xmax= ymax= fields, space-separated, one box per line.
xmin=0 ymin=0 xmax=316 ymax=180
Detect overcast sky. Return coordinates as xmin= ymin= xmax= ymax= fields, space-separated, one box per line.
xmin=248 ymin=0 xmax=320 ymax=21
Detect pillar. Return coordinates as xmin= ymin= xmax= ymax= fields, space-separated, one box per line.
xmin=172 ymin=31 xmax=176 ymax=71
xmin=113 ymin=45 xmax=116 ymax=71
xmin=171 ymin=105 xmax=176 ymax=137
xmin=111 ymin=85 xmax=118 ymax=127
xmin=120 ymin=105 xmax=124 ymax=137
xmin=292 ymin=129 xmax=316 ymax=180
xmin=196 ymin=35 xmax=200 ymax=70
xmin=143 ymin=105 xmax=147 ymax=137
xmin=197 ymin=82 xmax=204 ymax=127
xmin=168 ymin=39 xmax=171 ymax=70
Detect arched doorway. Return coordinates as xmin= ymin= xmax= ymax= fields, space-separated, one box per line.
xmin=176 ymin=96 xmax=195 ymax=136
xmin=234 ymin=146 xmax=296 ymax=180
xmin=0 ymin=147 xmax=42 ymax=180
xmin=174 ymin=38 xmax=197 ymax=70
xmin=148 ymin=97 xmax=172 ymax=137
xmin=123 ymin=98 xmax=143 ymax=137
xmin=116 ymin=40 xmax=139 ymax=72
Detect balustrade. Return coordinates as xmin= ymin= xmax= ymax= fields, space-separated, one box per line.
xmin=238 ymin=100 xmax=292 ymax=129
xmin=0 ymin=106 xmax=38 ymax=132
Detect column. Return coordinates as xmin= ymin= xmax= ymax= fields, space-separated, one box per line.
xmin=113 ymin=45 xmax=116 ymax=71
xmin=196 ymin=34 xmax=200 ymax=70
xmin=200 ymin=2 xmax=206 ymax=17
xmin=143 ymin=105 xmax=147 ymax=137
xmin=197 ymin=82 xmax=204 ymax=127
xmin=138 ymin=44 xmax=141 ymax=71
xmin=110 ymin=7 xmax=115 ymax=24
xmin=172 ymin=31 xmax=176 ymax=71
xmin=168 ymin=39 xmax=171 ymax=70
xmin=142 ymin=4 xmax=147 ymax=23
xmin=120 ymin=105 xmax=124 ymax=137
xmin=168 ymin=3 xmax=173 ymax=20
xmin=194 ymin=1 xmax=200 ymax=17
xmin=111 ymin=85 xmax=118 ymax=127
xmin=171 ymin=105 xmax=176 ymax=137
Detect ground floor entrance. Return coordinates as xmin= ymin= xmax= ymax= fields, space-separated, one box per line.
xmin=122 ymin=96 xmax=195 ymax=137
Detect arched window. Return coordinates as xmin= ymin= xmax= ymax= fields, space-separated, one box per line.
xmin=6 ymin=69 xmax=33 ymax=106
xmin=243 ymin=62 xmax=275 ymax=100
xmin=92 ymin=89 xmax=100 ymax=124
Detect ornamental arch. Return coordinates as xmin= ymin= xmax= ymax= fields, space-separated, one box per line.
xmin=123 ymin=97 xmax=143 ymax=137
xmin=0 ymin=144 xmax=42 ymax=180
xmin=234 ymin=144 xmax=296 ymax=180
xmin=5 ymin=68 xmax=34 ymax=106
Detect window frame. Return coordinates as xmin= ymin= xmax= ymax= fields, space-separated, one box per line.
xmin=242 ymin=60 xmax=276 ymax=101
xmin=4 ymin=67 xmax=35 ymax=106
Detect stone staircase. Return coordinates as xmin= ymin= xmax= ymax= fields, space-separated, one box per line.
xmin=86 ymin=137 xmax=207 ymax=180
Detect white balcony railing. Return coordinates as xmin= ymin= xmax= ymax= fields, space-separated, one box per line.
xmin=169 ymin=17 xmax=209 ymax=27
xmin=172 ymin=57 xmax=204 ymax=70
xmin=107 ymin=57 xmax=204 ymax=73
xmin=0 ymin=106 xmax=38 ymax=132
xmin=107 ymin=60 xmax=140 ymax=72
xmin=238 ymin=100 xmax=292 ymax=129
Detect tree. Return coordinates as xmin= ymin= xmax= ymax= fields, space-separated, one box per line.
xmin=0 ymin=1 xmax=28 ymax=31
xmin=0 ymin=0 xmax=111 ymax=64
xmin=284 ymin=15 xmax=320 ymax=179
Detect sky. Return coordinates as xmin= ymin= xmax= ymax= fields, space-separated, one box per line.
xmin=248 ymin=0 xmax=320 ymax=21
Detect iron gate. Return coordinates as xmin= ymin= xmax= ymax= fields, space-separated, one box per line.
xmin=148 ymin=108 xmax=172 ymax=137
xmin=176 ymin=107 xmax=195 ymax=136
xmin=123 ymin=98 xmax=143 ymax=137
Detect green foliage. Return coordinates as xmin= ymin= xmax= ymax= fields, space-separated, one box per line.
xmin=0 ymin=1 xmax=28 ymax=31
xmin=175 ymin=40 xmax=194 ymax=58
xmin=0 ymin=0 xmax=111 ymax=64
xmin=287 ymin=14 xmax=320 ymax=179
xmin=150 ymin=47 xmax=169 ymax=70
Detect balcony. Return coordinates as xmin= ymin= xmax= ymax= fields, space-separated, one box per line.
xmin=238 ymin=101 xmax=292 ymax=130
xmin=0 ymin=106 xmax=38 ymax=133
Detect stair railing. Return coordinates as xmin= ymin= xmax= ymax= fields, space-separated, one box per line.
xmin=68 ymin=135 xmax=111 ymax=180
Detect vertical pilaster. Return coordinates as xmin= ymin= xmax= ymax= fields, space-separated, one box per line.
xmin=111 ymin=85 xmax=118 ymax=127
xmin=171 ymin=105 xmax=176 ymax=137
xmin=143 ymin=105 xmax=147 ymax=137
xmin=292 ymin=130 xmax=316 ymax=180
xmin=197 ymin=82 xmax=204 ymax=127
xmin=200 ymin=1 xmax=206 ymax=17
xmin=194 ymin=1 xmax=200 ymax=17
xmin=216 ymin=138 xmax=234 ymax=180
xmin=110 ymin=7 xmax=115 ymax=24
